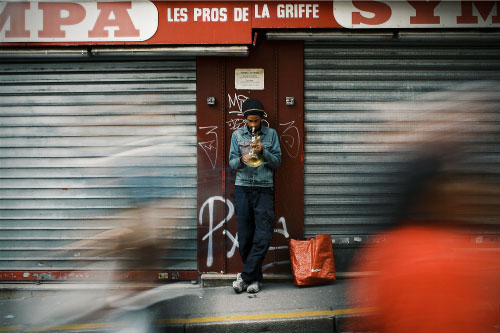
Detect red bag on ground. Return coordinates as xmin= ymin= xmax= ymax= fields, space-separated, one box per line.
xmin=289 ymin=234 xmax=336 ymax=286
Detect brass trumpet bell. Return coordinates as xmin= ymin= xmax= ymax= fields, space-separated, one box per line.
xmin=246 ymin=152 xmax=264 ymax=167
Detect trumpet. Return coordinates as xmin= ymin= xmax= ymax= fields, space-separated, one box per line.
xmin=246 ymin=127 xmax=264 ymax=167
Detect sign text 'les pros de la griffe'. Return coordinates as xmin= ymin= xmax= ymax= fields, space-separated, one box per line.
xmin=1 ymin=1 xmax=499 ymax=44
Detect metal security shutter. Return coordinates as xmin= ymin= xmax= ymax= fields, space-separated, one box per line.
xmin=304 ymin=40 xmax=500 ymax=271
xmin=0 ymin=58 xmax=197 ymax=272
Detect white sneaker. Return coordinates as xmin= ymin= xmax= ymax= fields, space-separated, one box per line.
xmin=232 ymin=273 xmax=248 ymax=293
xmin=247 ymin=281 xmax=261 ymax=293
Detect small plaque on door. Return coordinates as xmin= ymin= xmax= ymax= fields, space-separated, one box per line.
xmin=235 ymin=68 xmax=264 ymax=90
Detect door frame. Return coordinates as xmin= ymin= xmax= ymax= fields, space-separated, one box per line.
xmin=196 ymin=36 xmax=304 ymax=275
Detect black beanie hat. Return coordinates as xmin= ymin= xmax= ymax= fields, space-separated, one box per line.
xmin=242 ymin=98 xmax=265 ymax=118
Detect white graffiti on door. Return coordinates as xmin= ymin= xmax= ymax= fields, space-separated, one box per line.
xmin=222 ymin=229 xmax=238 ymax=260
xmin=198 ymin=126 xmax=218 ymax=169
xmin=227 ymin=93 xmax=248 ymax=131
xmin=199 ymin=196 xmax=235 ymax=268
xmin=227 ymin=118 xmax=247 ymax=131
xmin=200 ymin=196 xmax=290 ymax=267
xmin=279 ymin=121 xmax=300 ymax=159
xmin=263 ymin=217 xmax=291 ymax=273
xmin=274 ymin=216 xmax=290 ymax=238
xmin=227 ymin=118 xmax=270 ymax=132
xmin=227 ymin=93 xmax=248 ymax=116
xmin=226 ymin=93 xmax=269 ymax=132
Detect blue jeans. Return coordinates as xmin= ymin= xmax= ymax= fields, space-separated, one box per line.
xmin=234 ymin=185 xmax=275 ymax=283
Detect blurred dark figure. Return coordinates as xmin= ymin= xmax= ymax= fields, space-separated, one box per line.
xmin=26 ymin=198 xmax=201 ymax=333
xmin=346 ymin=83 xmax=500 ymax=332
xmin=22 ymin=142 xmax=203 ymax=332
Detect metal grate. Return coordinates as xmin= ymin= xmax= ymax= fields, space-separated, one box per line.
xmin=0 ymin=58 xmax=198 ymax=271
xmin=304 ymin=40 xmax=500 ymax=270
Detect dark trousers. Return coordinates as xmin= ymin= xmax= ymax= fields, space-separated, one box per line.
xmin=234 ymin=185 xmax=275 ymax=283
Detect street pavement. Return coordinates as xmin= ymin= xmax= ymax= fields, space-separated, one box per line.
xmin=0 ymin=278 xmax=367 ymax=332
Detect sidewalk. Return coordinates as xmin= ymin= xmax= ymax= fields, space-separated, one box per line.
xmin=0 ymin=278 xmax=368 ymax=332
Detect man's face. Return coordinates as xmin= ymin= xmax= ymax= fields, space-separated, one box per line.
xmin=246 ymin=115 xmax=262 ymax=129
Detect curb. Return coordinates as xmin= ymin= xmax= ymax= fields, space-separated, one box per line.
xmin=156 ymin=308 xmax=374 ymax=333
xmin=162 ymin=316 xmax=336 ymax=333
xmin=0 ymin=309 xmax=374 ymax=333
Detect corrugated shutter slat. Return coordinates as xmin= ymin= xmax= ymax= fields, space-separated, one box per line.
xmin=0 ymin=59 xmax=197 ymax=271
xmin=304 ymin=41 xmax=500 ymax=271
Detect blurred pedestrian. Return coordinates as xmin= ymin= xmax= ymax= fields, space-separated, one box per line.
xmin=345 ymin=84 xmax=500 ymax=332
xmin=347 ymin=171 xmax=500 ymax=332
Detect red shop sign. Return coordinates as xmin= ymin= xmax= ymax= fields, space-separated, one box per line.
xmin=1 ymin=1 xmax=499 ymax=45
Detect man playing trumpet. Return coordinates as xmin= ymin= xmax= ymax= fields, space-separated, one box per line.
xmin=229 ymin=98 xmax=282 ymax=294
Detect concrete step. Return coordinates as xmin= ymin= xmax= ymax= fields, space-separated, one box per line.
xmin=200 ymin=273 xmax=293 ymax=287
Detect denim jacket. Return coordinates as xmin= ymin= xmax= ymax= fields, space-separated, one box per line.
xmin=229 ymin=125 xmax=281 ymax=187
